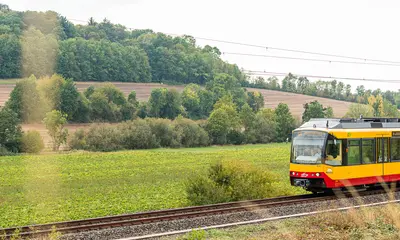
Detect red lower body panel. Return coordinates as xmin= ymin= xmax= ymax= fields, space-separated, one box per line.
xmin=291 ymin=171 xmax=400 ymax=189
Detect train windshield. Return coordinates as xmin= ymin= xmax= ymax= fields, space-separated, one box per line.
xmin=291 ymin=131 xmax=327 ymax=164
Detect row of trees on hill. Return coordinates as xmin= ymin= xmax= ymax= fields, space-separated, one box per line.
xmin=0 ymin=6 xmax=245 ymax=86
xmin=5 ymin=73 xmax=262 ymax=124
xmin=249 ymin=73 xmax=400 ymax=110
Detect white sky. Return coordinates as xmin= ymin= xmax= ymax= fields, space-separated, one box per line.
xmin=4 ymin=0 xmax=400 ymax=92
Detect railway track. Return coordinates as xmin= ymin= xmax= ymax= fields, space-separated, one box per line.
xmin=0 ymin=188 xmax=395 ymax=239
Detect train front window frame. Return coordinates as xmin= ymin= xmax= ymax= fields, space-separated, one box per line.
xmin=291 ymin=131 xmax=327 ymax=164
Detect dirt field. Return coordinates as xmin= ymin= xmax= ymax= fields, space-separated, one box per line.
xmin=246 ymin=88 xmax=352 ymax=120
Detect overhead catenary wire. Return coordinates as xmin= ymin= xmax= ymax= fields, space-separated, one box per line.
xmin=243 ymin=70 xmax=400 ymax=83
xmin=192 ymin=37 xmax=400 ymax=65
xmin=223 ymin=52 xmax=400 ymax=67
xmin=66 ymin=17 xmax=400 ymax=65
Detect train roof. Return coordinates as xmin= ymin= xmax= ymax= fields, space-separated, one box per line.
xmin=299 ymin=118 xmax=400 ymax=130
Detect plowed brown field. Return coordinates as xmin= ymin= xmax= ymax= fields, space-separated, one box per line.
xmin=0 ymin=82 xmax=352 ymax=149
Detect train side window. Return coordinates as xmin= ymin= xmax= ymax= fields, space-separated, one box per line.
xmin=347 ymin=139 xmax=361 ymax=165
xmin=362 ymin=139 xmax=375 ymax=164
xmin=391 ymin=138 xmax=400 ymax=162
xmin=325 ymin=139 xmax=342 ymax=166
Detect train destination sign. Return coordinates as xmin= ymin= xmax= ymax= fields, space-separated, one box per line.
xmin=392 ymin=131 xmax=400 ymax=137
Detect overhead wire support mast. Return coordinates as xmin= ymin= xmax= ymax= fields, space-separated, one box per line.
xmin=223 ymin=52 xmax=400 ymax=67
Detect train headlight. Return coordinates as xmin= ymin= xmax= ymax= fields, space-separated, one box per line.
xmin=292 ymin=172 xmax=295 ymax=175
xmin=316 ymin=173 xmax=320 ymax=177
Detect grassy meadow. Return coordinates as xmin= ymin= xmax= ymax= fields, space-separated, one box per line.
xmin=0 ymin=143 xmax=304 ymax=228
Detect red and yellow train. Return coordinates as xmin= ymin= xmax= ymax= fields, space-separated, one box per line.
xmin=289 ymin=117 xmax=400 ymax=193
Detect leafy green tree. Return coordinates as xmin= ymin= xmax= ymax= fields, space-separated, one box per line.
xmin=302 ymin=101 xmax=333 ymax=122
xmin=206 ymin=73 xmax=247 ymax=109
xmin=246 ymin=91 xmax=264 ymax=112
xmin=128 ymin=91 xmax=139 ymax=107
xmin=344 ymin=103 xmax=374 ymax=118
xmin=325 ymin=106 xmax=334 ymax=118
xmin=254 ymin=109 xmax=277 ymax=143
xmin=182 ymin=84 xmax=201 ymax=119
xmin=239 ymin=103 xmax=256 ymax=143
xmin=0 ymin=108 xmax=22 ymax=153
xmin=72 ymin=93 xmax=91 ymax=123
xmin=60 ymin=78 xmax=80 ymax=120
xmin=0 ymin=34 xmax=21 ymax=78
xmin=149 ymin=88 xmax=182 ymax=119
xmin=88 ymin=91 xmax=114 ymax=122
xmin=275 ymin=103 xmax=295 ymax=142
xmin=5 ymin=76 xmax=43 ymax=123
xmin=43 ymin=110 xmax=68 ymax=151
xmin=207 ymin=95 xmax=240 ymax=144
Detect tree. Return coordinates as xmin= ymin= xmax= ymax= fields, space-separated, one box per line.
xmin=247 ymin=91 xmax=264 ymax=112
xmin=207 ymin=95 xmax=240 ymax=144
xmin=206 ymin=73 xmax=247 ymax=109
xmin=60 ymin=78 xmax=80 ymax=120
xmin=239 ymin=104 xmax=257 ymax=143
xmin=182 ymin=84 xmax=201 ymax=119
xmin=302 ymin=101 xmax=334 ymax=122
xmin=43 ymin=110 xmax=68 ymax=151
xmin=368 ymin=95 xmax=384 ymax=117
xmin=275 ymin=103 xmax=295 ymax=142
xmin=5 ymin=76 xmax=43 ymax=123
xmin=0 ymin=108 xmax=22 ymax=152
xmin=344 ymin=103 xmax=374 ymax=118
xmin=254 ymin=109 xmax=277 ymax=143
xmin=149 ymin=88 xmax=182 ymax=119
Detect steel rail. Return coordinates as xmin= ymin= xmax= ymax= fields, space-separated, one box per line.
xmin=0 ymin=188 xmax=396 ymax=239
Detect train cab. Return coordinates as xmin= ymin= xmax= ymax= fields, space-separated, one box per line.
xmin=290 ymin=118 xmax=400 ymax=193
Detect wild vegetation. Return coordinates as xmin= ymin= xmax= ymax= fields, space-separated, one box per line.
xmin=179 ymin=205 xmax=400 ymax=240
xmin=0 ymin=143 xmax=303 ymax=228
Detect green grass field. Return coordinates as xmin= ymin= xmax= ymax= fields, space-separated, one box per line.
xmin=0 ymin=143 xmax=304 ymax=228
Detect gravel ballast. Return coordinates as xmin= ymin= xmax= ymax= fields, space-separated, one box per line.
xmin=60 ymin=191 xmax=400 ymax=240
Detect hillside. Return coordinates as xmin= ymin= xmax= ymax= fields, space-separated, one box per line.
xmin=246 ymin=88 xmax=351 ymax=118
xmin=0 ymin=82 xmax=351 ymax=119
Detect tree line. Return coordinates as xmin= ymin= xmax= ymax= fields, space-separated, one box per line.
xmin=0 ymin=6 xmax=245 ymax=86
xmin=248 ymin=73 xmax=400 ymax=112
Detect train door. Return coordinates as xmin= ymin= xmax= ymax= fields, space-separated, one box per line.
xmin=377 ymin=137 xmax=389 ymax=182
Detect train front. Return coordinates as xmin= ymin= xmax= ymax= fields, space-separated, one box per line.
xmin=289 ymin=128 xmax=329 ymax=193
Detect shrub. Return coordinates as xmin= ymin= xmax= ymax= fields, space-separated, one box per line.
xmin=186 ymin=161 xmax=273 ymax=205
xmin=119 ymin=120 xmax=158 ymax=149
xmin=21 ymin=130 xmax=44 ymax=153
xmin=85 ymin=124 xmax=123 ymax=152
xmin=173 ymin=117 xmax=209 ymax=148
xmin=147 ymin=118 xmax=174 ymax=147
xmin=226 ymin=129 xmax=245 ymax=145
xmin=68 ymin=129 xmax=87 ymax=150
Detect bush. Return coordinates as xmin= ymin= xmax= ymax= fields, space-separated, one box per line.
xmin=186 ymin=161 xmax=274 ymax=205
xmin=21 ymin=130 xmax=44 ymax=153
xmin=119 ymin=120 xmax=158 ymax=149
xmin=226 ymin=130 xmax=245 ymax=145
xmin=147 ymin=118 xmax=174 ymax=147
xmin=85 ymin=124 xmax=123 ymax=152
xmin=173 ymin=117 xmax=210 ymax=148
xmin=68 ymin=129 xmax=87 ymax=150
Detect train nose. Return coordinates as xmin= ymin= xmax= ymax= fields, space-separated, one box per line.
xmin=294 ymin=179 xmax=310 ymax=187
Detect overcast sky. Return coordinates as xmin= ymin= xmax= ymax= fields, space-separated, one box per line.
xmin=4 ymin=0 xmax=400 ymax=92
